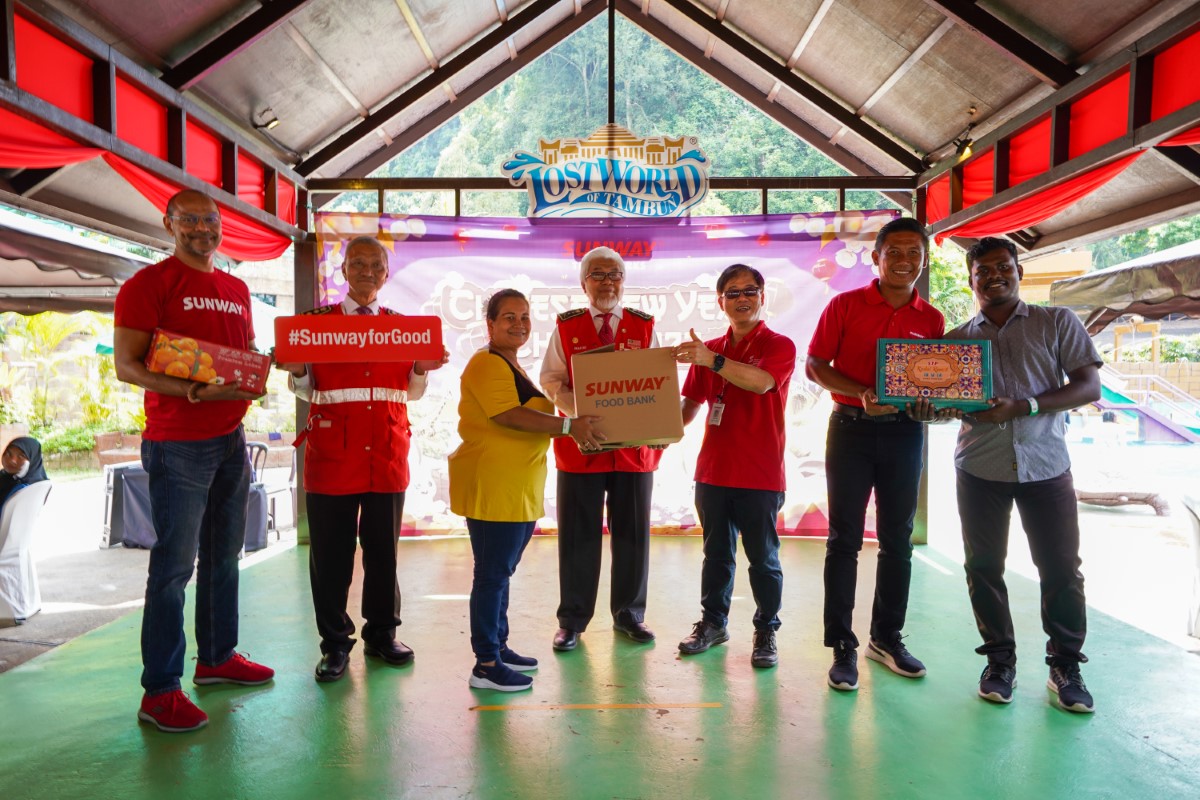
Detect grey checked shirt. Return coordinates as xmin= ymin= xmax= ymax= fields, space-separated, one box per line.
xmin=946 ymin=302 xmax=1101 ymax=483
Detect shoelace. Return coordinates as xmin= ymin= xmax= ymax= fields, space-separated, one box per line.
xmin=1052 ymin=665 xmax=1088 ymax=690
xmin=981 ymin=664 xmax=1015 ymax=683
xmin=833 ymin=643 xmax=856 ymax=665
xmin=753 ymin=630 xmax=774 ymax=649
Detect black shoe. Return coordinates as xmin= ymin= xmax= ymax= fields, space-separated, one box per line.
xmin=552 ymin=628 xmax=579 ymax=651
xmin=613 ymin=618 xmax=656 ymax=644
xmin=364 ymin=639 xmax=414 ymax=666
xmin=1047 ymin=662 xmax=1094 ymax=713
xmin=979 ymin=663 xmax=1017 ymax=704
xmin=678 ymin=620 xmax=729 ymax=654
xmin=750 ymin=629 xmax=778 ymax=669
xmin=315 ymin=651 xmax=349 ymax=683
xmin=866 ymin=635 xmax=927 ymax=678
xmin=828 ymin=641 xmax=859 ymax=691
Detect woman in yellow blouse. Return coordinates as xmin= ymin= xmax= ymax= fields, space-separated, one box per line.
xmin=450 ymin=289 xmax=602 ymax=691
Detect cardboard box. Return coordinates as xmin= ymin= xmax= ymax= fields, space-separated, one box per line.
xmin=876 ymin=338 xmax=992 ymax=411
xmin=571 ymin=346 xmax=684 ymax=448
xmin=145 ymin=329 xmax=271 ymax=394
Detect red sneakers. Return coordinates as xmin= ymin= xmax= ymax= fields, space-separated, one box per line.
xmin=138 ymin=690 xmax=208 ymax=733
xmin=193 ymin=653 xmax=275 ymax=686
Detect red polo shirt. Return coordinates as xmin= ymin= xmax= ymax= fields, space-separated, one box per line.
xmin=682 ymin=321 xmax=796 ymax=492
xmin=807 ymin=279 xmax=945 ymax=407
xmin=114 ymin=256 xmax=255 ymax=441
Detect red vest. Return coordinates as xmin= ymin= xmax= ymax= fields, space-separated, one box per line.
xmin=552 ymin=308 xmax=662 ymax=474
xmin=299 ymin=305 xmax=414 ymax=494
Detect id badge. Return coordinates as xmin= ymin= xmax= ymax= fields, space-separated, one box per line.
xmin=708 ymin=401 xmax=725 ymax=426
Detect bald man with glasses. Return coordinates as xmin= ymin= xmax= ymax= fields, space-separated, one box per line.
xmin=540 ymin=246 xmax=661 ymax=653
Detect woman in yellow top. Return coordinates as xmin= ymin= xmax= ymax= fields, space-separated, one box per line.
xmin=450 ymin=289 xmax=602 ymax=692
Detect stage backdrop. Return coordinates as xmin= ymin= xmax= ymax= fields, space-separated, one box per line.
xmin=313 ymin=210 xmax=898 ymax=536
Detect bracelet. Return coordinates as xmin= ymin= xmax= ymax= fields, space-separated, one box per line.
xmin=186 ymin=382 xmax=203 ymax=404
xmin=1027 ymin=397 xmax=1039 ymax=416
xmin=562 ymin=417 xmax=572 ymax=436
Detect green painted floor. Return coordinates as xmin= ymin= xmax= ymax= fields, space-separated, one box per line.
xmin=2 ymin=536 xmax=1199 ymax=799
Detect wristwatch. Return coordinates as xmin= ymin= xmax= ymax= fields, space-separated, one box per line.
xmin=711 ymin=354 xmax=726 ymax=373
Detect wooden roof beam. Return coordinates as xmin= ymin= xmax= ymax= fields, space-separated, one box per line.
xmin=923 ymin=0 xmax=1077 ymax=87
xmin=160 ymin=0 xmax=316 ymax=90
xmin=617 ymin=0 xmax=914 ymax=211
xmin=654 ymin=0 xmax=924 ymax=173
xmin=296 ymin=0 xmax=568 ymax=177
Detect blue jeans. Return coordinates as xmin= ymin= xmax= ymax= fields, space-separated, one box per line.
xmin=468 ymin=519 xmax=534 ymax=663
xmin=696 ymin=482 xmax=785 ymax=632
xmin=140 ymin=428 xmax=249 ymax=694
xmin=822 ymin=412 xmax=924 ymax=647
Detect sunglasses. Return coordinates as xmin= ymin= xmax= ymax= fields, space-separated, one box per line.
xmin=721 ymin=286 xmax=761 ymax=300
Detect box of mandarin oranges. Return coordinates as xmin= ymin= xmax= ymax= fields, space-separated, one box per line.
xmin=145 ymin=329 xmax=271 ymax=394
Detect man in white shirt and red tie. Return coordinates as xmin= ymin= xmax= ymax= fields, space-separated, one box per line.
xmin=540 ymin=246 xmax=661 ymax=652
xmin=277 ymin=235 xmax=447 ymax=683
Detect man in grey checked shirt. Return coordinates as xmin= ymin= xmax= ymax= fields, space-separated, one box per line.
xmin=943 ymin=236 xmax=1102 ymax=713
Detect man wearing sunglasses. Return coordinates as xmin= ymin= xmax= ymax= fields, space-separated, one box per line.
xmin=672 ymin=264 xmax=797 ymax=669
xmin=114 ymin=190 xmax=274 ymax=733
xmin=805 ymin=216 xmax=945 ymax=692
xmin=540 ymin=246 xmax=661 ymax=652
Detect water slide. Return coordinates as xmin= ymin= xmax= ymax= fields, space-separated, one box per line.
xmin=1095 ymin=384 xmax=1200 ymax=444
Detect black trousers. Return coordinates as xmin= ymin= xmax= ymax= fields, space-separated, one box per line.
xmin=696 ymin=482 xmax=785 ymax=631
xmin=555 ymin=470 xmax=653 ymax=631
xmin=956 ymin=468 xmax=1087 ymax=668
xmin=306 ymin=491 xmax=405 ymax=655
xmin=822 ymin=413 xmax=925 ymax=647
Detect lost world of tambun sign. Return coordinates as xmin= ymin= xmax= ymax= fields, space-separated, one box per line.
xmin=502 ymin=124 xmax=710 ymax=218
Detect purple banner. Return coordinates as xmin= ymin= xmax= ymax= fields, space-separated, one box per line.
xmin=314 ymin=210 xmax=899 ymax=536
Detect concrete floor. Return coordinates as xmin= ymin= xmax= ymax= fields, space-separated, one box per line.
xmin=2 ymin=432 xmax=1198 ymax=798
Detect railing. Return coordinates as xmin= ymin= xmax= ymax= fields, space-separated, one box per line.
xmin=1101 ymin=365 xmax=1200 ymax=423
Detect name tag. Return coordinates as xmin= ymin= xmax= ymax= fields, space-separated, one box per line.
xmin=708 ymin=401 xmax=725 ymax=426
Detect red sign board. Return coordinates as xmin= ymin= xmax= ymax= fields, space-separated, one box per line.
xmin=273 ymin=314 xmax=444 ymax=363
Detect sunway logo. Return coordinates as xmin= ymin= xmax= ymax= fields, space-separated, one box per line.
xmin=286 ymin=329 xmax=433 ymax=348
xmin=182 ymin=297 xmax=245 ymax=314
xmin=583 ymin=377 xmax=667 ymax=396
xmin=502 ymin=124 xmax=709 ymax=218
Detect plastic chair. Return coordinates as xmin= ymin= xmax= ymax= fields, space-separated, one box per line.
xmin=0 ymin=481 xmax=53 ymax=626
xmin=264 ymin=448 xmax=297 ymax=533
xmin=245 ymin=441 xmax=269 ymax=482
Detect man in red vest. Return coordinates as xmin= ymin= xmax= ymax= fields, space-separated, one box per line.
xmin=278 ymin=235 xmax=447 ymax=683
xmin=540 ymin=246 xmax=661 ymax=651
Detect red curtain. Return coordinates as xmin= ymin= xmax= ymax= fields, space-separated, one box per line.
xmin=1160 ymin=125 xmax=1200 ymax=147
xmin=0 ymin=108 xmax=103 ymax=167
xmin=935 ymin=153 xmax=1142 ymax=244
xmin=103 ymin=154 xmax=292 ymax=262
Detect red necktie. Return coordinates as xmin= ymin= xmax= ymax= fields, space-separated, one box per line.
xmin=355 ymin=305 xmax=373 ymax=315
xmin=598 ymin=312 xmax=614 ymax=345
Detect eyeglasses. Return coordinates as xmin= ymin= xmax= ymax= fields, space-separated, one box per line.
xmin=722 ymin=286 xmax=761 ymax=300
xmin=168 ymin=213 xmax=221 ymax=227
xmin=586 ymin=271 xmax=624 ymax=282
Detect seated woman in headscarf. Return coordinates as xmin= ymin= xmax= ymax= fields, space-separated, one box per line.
xmin=0 ymin=437 xmax=49 ymax=509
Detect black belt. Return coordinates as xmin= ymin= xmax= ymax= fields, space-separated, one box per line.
xmin=832 ymin=402 xmax=914 ymax=423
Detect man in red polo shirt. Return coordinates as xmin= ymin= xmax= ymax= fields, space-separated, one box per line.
xmin=672 ymin=263 xmax=796 ymax=669
xmin=114 ymin=190 xmax=274 ymax=733
xmin=806 ymin=216 xmax=945 ymax=692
